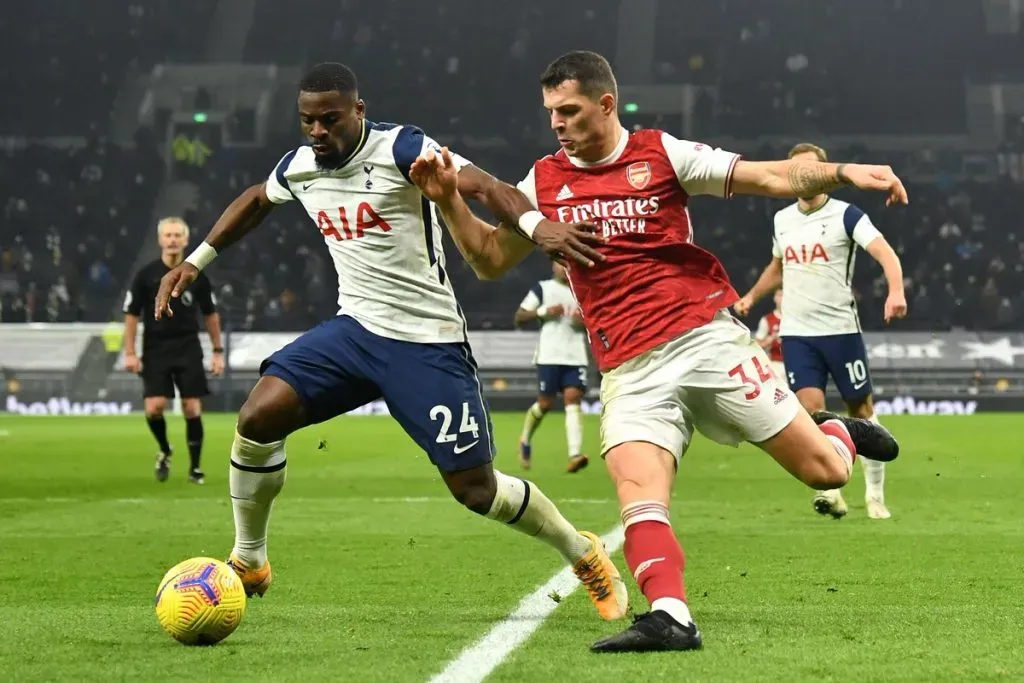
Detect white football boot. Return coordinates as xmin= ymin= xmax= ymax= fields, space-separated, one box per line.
xmin=865 ymin=496 xmax=891 ymax=519
xmin=812 ymin=489 xmax=848 ymax=519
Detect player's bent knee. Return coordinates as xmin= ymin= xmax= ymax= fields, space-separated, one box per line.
xmin=537 ymin=396 xmax=554 ymax=413
xmin=237 ymin=377 xmax=306 ymax=444
xmin=801 ymin=452 xmax=849 ymax=490
xmin=237 ymin=400 xmax=291 ymax=444
xmin=442 ymin=467 xmax=497 ymax=515
xmin=604 ymin=442 xmax=676 ymax=505
xmin=455 ymin=484 xmax=497 ymax=515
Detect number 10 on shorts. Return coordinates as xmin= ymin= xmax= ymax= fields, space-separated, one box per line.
xmin=845 ymin=360 xmax=867 ymax=384
xmin=430 ymin=402 xmax=480 ymax=444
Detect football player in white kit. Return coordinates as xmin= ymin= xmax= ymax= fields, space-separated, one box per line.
xmin=515 ymin=262 xmax=591 ymax=473
xmin=735 ymin=143 xmax=908 ymax=520
xmin=152 ymin=62 xmax=629 ymax=623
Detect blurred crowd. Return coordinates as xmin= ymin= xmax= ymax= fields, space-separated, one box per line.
xmin=0 ymin=137 xmax=162 ymax=323
xmin=0 ymin=1 xmax=215 ymax=137
xmin=2 ymin=0 xmax=1023 ymax=332
xmin=658 ymin=0 xmax=988 ymax=136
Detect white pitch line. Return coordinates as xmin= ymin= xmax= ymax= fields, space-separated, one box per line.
xmin=429 ymin=525 xmax=625 ymax=683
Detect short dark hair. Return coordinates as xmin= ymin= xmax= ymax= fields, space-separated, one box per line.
xmin=788 ymin=142 xmax=828 ymax=162
xmin=540 ymin=51 xmax=617 ymax=100
xmin=299 ymin=62 xmax=358 ymax=95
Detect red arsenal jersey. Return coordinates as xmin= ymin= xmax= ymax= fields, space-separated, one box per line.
xmin=518 ymin=128 xmax=741 ymax=371
xmin=756 ymin=311 xmax=784 ymax=362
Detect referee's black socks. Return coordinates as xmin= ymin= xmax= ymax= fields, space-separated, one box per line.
xmin=147 ymin=415 xmax=172 ymax=455
xmin=186 ymin=416 xmax=204 ymax=471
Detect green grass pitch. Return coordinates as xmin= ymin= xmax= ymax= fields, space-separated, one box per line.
xmin=0 ymin=413 xmax=1021 ymax=682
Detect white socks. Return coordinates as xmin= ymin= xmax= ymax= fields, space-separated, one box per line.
xmin=862 ymin=414 xmax=887 ymax=500
xmin=522 ymin=402 xmax=584 ymax=460
xmin=565 ymin=403 xmax=583 ymax=458
xmin=520 ymin=402 xmax=545 ymax=443
xmin=485 ymin=470 xmax=592 ymax=564
xmin=230 ymin=431 xmax=287 ymax=568
xmin=652 ymin=597 xmax=694 ymax=627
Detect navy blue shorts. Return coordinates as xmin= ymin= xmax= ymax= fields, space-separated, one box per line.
xmin=781 ymin=333 xmax=873 ymax=401
xmin=537 ymin=364 xmax=587 ymax=397
xmin=260 ymin=315 xmax=495 ymax=472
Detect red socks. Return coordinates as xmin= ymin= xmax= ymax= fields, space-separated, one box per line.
xmin=818 ymin=418 xmax=856 ymax=473
xmin=621 ymin=502 xmax=686 ymax=603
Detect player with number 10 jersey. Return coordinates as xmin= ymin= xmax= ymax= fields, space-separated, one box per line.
xmin=736 ymin=142 xmax=908 ymax=521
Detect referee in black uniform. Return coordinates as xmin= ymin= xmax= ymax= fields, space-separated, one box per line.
xmin=123 ymin=217 xmax=224 ymax=484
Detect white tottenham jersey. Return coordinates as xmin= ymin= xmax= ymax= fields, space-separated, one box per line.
xmin=772 ymin=197 xmax=882 ymax=337
xmin=518 ymin=279 xmax=589 ymax=366
xmin=265 ymin=120 xmax=471 ymax=343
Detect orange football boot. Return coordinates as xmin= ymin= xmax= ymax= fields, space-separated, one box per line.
xmin=566 ymin=454 xmax=589 ymax=473
xmin=573 ymin=531 xmax=629 ymax=620
xmin=226 ymin=555 xmax=272 ymax=597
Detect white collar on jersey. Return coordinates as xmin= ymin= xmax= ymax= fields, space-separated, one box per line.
xmin=566 ymin=126 xmax=629 ymax=168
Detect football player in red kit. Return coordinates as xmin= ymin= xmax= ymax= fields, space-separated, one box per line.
xmin=409 ymin=51 xmax=905 ymax=653
xmin=755 ymin=289 xmax=787 ymax=380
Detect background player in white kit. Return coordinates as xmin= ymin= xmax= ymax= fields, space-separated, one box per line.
xmin=735 ymin=142 xmax=908 ymax=520
xmin=754 ymin=289 xmax=786 ymax=380
xmin=515 ymin=262 xmax=591 ymax=473
xmin=152 ymin=62 xmax=629 ymax=625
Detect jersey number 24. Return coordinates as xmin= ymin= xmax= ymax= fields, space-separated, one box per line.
xmin=430 ymin=402 xmax=480 ymax=445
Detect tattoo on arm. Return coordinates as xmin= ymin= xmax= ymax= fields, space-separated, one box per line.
xmin=786 ymin=162 xmax=851 ymax=196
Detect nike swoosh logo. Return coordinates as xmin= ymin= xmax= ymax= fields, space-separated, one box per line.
xmin=302 ymin=183 xmax=314 ymax=191
xmin=853 ymin=380 xmax=868 ymax=390
xmin=453 ymin=440 xmax=480 ymax=455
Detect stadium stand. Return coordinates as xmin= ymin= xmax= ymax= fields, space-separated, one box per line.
xmin=2 ymin=0 xmax=1023 ymax=335
xmin=657 ymin=0 xmax=982 ymax=135
xmin=0 ymin=1 xmax=217 ymax=136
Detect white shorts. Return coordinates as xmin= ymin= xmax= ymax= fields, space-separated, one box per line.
xmin=599 ymin=309 xmax=800 ymax=463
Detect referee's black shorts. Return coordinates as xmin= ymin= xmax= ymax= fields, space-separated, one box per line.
xmin=141 ymin=339 xmax=209 ymax=399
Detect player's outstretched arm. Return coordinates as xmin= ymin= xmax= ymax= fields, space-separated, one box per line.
xmin=411 ymin=148 xmax=531 ymax=279
xmin=155 ymin=184 xmax=275 ymax=319
xmin=455 ymin=164 xmax=605 ymax=268
xmin=734 ymin=257 xmax=783 ymax=316
xmin=731 ymin=160 xmax=909 ymax=207
xmin=864 ymin=237 xmax=908 ymax=323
